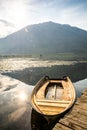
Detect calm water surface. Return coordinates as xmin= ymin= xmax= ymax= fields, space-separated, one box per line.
xmin=0 ymin=57 xmax=87 ymax=130
xmin=1 ymin=57 xmax=87 ymax=96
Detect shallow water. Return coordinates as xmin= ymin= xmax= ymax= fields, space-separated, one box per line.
xmin=1 ymin=57 xmax=87 ymax=96
xmin=0 ymin=57 xmax=87 ymax=73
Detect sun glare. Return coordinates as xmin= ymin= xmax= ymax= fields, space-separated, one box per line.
xmin=19 ymin=92 xmax=27 ymax=101
xmin=9 ymin=1 xmax=27 ymax=28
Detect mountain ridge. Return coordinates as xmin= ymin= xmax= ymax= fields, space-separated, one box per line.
xmin=0 ymin=21 xmax=87 ymax=55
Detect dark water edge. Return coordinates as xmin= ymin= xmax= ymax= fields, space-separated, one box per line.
xmin=2 ymin=62 xmax=87 ymax=85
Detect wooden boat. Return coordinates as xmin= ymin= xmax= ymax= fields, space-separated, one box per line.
xmin=31 ymin=76 xmax=76 ymax=116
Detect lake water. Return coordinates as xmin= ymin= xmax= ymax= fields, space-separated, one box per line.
xmin=0 ymin=57 xmax=81 ymax=72
xmin=0 ymin=57 xmax=87 ymax=96
xmin=0 ymin=57 xmax=87 ymax=130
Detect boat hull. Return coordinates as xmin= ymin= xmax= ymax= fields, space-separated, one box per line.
xmin=31 ymin=76 xmax=76 ymax=116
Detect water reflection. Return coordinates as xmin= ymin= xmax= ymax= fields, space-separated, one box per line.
xmin=31 ymin=109 xmax=61 ymax=130
xmin=31 ymin=109 xmax=48 ymax=130
xmin=0 ymin=74 xmax=34 ymax=130
xmin=18 ymin=91 xmax=28 ymax=101
xmin=0 ymin=57 xmax=80 ymax=73
xmin=0 ymin=74 xmax=87 ymax=130
xmin=0 ymin=75 xmax=59 ymax=130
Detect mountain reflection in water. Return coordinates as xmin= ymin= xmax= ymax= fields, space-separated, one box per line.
xmin=0 ymin=58 xmax=79 ymax=73
xmin=0 ymin=74 xmax=87 ymax=130
xmin=0 ymin=75 xmax=59 ymax=130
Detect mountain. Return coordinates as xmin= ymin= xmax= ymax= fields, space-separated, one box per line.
xmin=0 ymin=21 xmax=87 ymax=55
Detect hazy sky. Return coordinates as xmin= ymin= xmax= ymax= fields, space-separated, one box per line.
xmin=0 ymin=0 xmax=87 ymax=37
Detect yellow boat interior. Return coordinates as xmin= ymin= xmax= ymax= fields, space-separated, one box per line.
xmin=31 ymin=77 xmax=76 ymax=116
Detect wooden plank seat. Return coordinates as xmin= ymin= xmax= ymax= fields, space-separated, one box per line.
xmin=36 ymin=99 xmax=70 ymax=108
xmin=36 ymin=99 xmax=70 ymax=104
xmin=31 ymin=76 xmax=76 ymax=116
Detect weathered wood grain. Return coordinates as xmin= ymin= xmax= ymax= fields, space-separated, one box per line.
xmin=53 ymin=89 xmax=87 ymax=130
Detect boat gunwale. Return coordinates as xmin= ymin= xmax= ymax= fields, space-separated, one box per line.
xmin=31 ymin=76 xmax=76 ymax=116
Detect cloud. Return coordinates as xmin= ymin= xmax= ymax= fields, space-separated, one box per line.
xmin=0 ymin=0 xmax=87 ymax=37
xmin=0 ymin=19 xmax=16 ymax=38
xmin=0 ymin=19 xmax=15 ymax=27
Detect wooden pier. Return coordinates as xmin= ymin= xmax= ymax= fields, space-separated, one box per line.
xmin=52 ymin=89 xmax=87 ymax=130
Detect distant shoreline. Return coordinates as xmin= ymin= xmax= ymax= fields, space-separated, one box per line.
xmin=0 ymin=52 xmax=87 ymax=61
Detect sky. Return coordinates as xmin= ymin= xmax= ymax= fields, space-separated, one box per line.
xmin=0 ymin=0 xmax=87 ymax=38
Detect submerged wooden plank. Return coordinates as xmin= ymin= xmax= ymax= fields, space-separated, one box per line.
xmin=73 ymin=103 xmax=87 ymax=110
xmin=52 ymin=123 xmax=72 ymax=130
xmin=82 ymin=89 xmax=87 ymax=96
xmin=59 ymin=117 xmax=87 ymax=129
xmin=53 ymin=89 xmax=87 ymax=130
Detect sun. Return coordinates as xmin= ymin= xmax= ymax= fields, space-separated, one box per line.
xmin=9 ymin=1 xmax=27 ymax=28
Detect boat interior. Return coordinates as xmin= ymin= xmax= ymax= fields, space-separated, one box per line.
xmin=32 ymin=79 xmax=74 ymax=115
